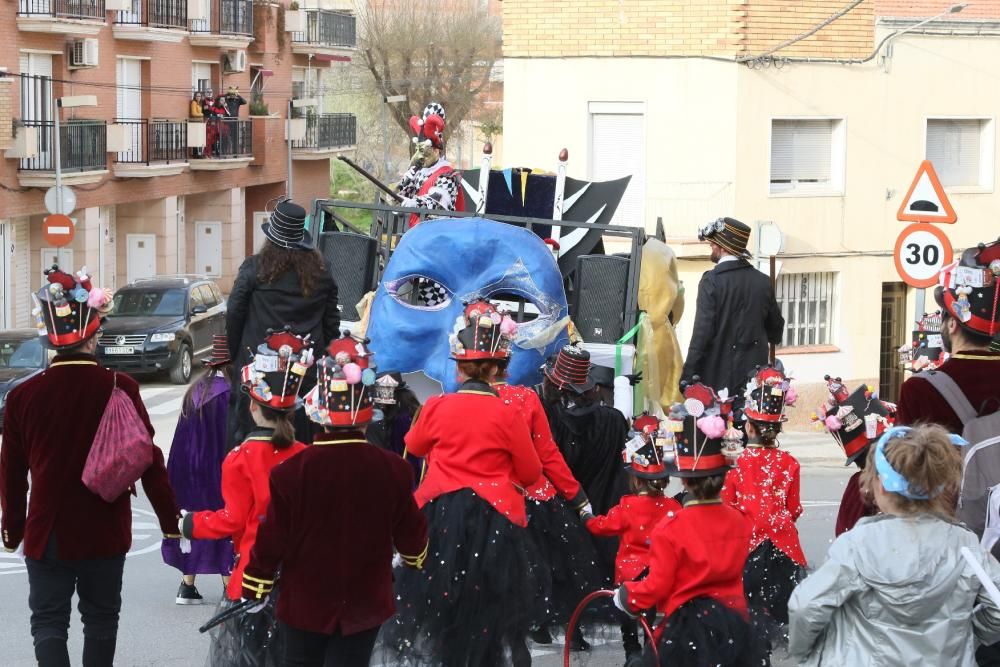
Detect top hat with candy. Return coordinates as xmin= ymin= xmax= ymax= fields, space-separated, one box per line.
xmin=409 ymin=102 xmax=446 ymax=150
xmin=449 ymin=299 xmax=518 ymax=362
xmin=934 ymin=239 xmax=1000 ymax=351
xmin=241 ymin=327 xmax=315 ymax=411
xmin=304 ymin=332 xmax=377 ymax=428
xmin=623 ymin=413 xmax=670 ymax=479
xmin=697 ymin=217 xmax=752 ymax=258
xmin=812 ymin=375 xmax=895 ymax=466
xmin=33 ymin=265 xmax=113 ymax=350
xmin=665 ymin=379 xmax=735 ymax=478
xmin=743 ymin=366 xmax=797 ymax=424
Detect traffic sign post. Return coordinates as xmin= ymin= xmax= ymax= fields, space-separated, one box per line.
xmin=43 ymin=214 xmax=75 ymax=249
xmin=894 ymin=222 xmax=953 ymax=289
xmin=897 ymin=160 xmax=957 ymax=224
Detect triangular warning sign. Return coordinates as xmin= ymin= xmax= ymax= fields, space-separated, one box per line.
xmin=897 ymin=160 xmax=957 ymax=224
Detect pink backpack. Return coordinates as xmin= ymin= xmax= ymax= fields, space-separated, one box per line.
xmin=81 ymin=372 xmax=154 ymax=502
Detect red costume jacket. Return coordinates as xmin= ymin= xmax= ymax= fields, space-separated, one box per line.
xmin=185 ymin=432 xmax=306 ymax=600
xmin=623 ymin=500 xmax=752 ymax=625
xmin=493 ymin=382 xmax=584 ymax=505
xmin=897 ymin=351 xmax=1000 ymax=432
xmin=835 ymin=470 xmax=876 ymax=536
xmin=720 ymin=445 xmax=806 ymax=566
xmin=586 ymin=493 xmax=681 ymax=584
xmin=0 ymin=355 xmax=179 ymax=560
xmin=242 ymin=430 xmax=428 ymax=635
xmin=405 ymin=380 xmax=542 ymax=527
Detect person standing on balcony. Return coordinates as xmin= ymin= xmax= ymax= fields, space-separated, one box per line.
xmin=212 ymin=95 xmax=230 ymax=157
xmin=397 ymin=102 xmax=465 ymax=228
xmin=189 ymin=91 xmax=204 ymax=159
xmin=223 ymin=86 xmax=246 ymax=119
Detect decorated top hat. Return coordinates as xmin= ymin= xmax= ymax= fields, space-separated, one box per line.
xmin=33 ymin=265 xmax=112 ymax=350
xmin=304 ymin=332 xmax=377 ymax=427
xmin=241 ymin=327 xmax=315 ymax=410
xmin=202 ymin=334 xmax=231 ymax=367
xmin=935 ymin=239 xmax=1000 ymax=351
xmin=373 ymin=370 xmax=404 ymax=405
xmin=544 ymin=345 xmax=596 ymax=394
xmin=743 ymin=366 xmax=797 ymax=423
xmin=449 ymin=299 xmax=518 ymax=361
xmin=812 ymin=377 xmax=895 ymax=466
xmin=623 ymin=413 xmax=670 ymax=479
xmin=261 ymin=198 xmax=313 ymax=250
xmin=666 ymin=381 xmax=733 ymax=477
xmin=409 ymin=102 xmax=446 ymax=150
xmin=697 ymin=217 xmax=752 ymax=258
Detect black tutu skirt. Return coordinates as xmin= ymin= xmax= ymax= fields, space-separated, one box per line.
xmin=742 ymin=540 xmax=805 ymax=637
xmin=654 ymin=597 xmax=766 ymax=667
xmin=383 ymin=489 xmax=535 ymax=667
xmin=206 ymin=595 xmax=283 ymax=667
xmin=525 ymin=496 xmax=607 ymax=628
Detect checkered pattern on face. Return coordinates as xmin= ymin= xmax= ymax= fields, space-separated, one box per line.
xmin=417 ymin=279 xmax=449 ymax=307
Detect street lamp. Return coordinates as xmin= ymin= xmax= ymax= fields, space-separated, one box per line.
xmin=53 ymin=95 xmax=97 ymax=264
xmin=286 ymin=97 xmax=316 ymax=202
xmin=874 ymin=3 xmax=968 ymax=65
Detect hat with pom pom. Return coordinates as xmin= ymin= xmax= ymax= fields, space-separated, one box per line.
xmin=812 ymin=375 xmax=895 ymax=466
xmin=665 ymin=379 xmax=732 ymax=478
xmin=241 ymin=327 xmax=314 ymax=410
xmin=449 ymin=299 xmax=518 ymax=362
xmin=304 ymin=331 xmax=377 ymax=427
xmin=623 ymin=413 xmax=671 ymax=479
xmin=34 ymin=264 xmax=111 ymax=350
xmin=743 ymin=365 xmax=795 ymax=424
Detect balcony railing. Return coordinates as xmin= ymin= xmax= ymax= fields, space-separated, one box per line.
xmin=190 ymin=0 xmax=252 ymax=35
xmin=19 ymin=120 xmax=107 ymax=173
xmin=291 ymin=9 xmax=356 ymax=48
xmin=115 ymin=0 xmax=187 ymax=28
xmin=18 ymin=0 xmax=106 ymax=19
xmin=114 ymin=119 xmax=188 ymax=165
xmin=294 ymin=113 xmax=356 ymax=151
xmin=206 ymin=118 xmax=252 ymax=158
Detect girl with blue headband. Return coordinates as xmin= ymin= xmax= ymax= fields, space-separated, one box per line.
xmin=787 ymin=424 xmax=1000 ymax=666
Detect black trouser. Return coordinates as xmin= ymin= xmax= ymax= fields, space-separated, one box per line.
xmin=24 ymin=537 xmax=125 ymax=667
xmin=281 ymin=622 xmax=380 ymax=667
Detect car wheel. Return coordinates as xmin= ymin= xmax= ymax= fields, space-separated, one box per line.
xmin=170 ymin=344 xmax=193 ymax=385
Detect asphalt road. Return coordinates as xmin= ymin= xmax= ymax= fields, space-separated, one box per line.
xmin=0 ymin=378 xmax=847 ymax=666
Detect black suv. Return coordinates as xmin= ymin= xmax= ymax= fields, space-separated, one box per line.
xmin=97 ymin=276 xmax=227 ymax=384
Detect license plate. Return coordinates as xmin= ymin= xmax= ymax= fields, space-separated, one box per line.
xmin=105 ymin=346 xmax=135 ymax=355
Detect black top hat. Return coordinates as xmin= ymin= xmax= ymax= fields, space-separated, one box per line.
xmin=35 ymin=265 xmax=111 ymax=350
xmin=589 ymin=364 xmax=615 ymax=389
xmin=816 ymin=382 xmax=893 ymax=466
xmin=934 ymin=240 xmax=1000 ymax=349
xmin=698 ymin=217 xmax=752 ymax=258
xmin=449 ymin=300 xmax=517 ymax=361
xmin=667 ymin=415 xmax=730 ymax=478
xmin=544 ymin=345 xmax=595 ymax=394
xmin=261 ymin=199 xmax=313 ymax=250
xmin=241 ymin=327 xmax=315 ymax=411
xmin=202 ymin=334 xmax=231 ymax=367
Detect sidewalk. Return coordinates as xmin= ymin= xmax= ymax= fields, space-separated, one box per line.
xmin=780 ymin=430 xmax=848 ymax=467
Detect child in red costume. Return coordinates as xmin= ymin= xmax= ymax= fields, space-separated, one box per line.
xmin=584 ymin=413 xmax=681 ymax=665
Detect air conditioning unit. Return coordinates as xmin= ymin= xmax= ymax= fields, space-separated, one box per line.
xmin=224 ymin=50 xmax=247 ymax=73
xmin=68 ymin=39 xmax=99 ymax=69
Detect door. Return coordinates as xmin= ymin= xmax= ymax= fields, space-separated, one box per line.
xmin=40 ymin=248 xmax=74 ymax=288
xmin=20 ymin=53 xmax=53 ymax=167
xmin=126 ymin=234 xmax=156 ymax=284
xmin=187 ymin=284 xmax=215 ymax=355
xmin=195 ymin=222 xmax=222 ymax=277
xmin=252 ymin=211 xmax=268 ymax=254
xmin=102 ymin=207 xmax=117 ymax=291
xmin=590 ymin=106 xmax=646 ymax=228
xmin=879 ymin=282 xmax=907 ymax=403
xmin=190 ymin=0 xmax=211 ymax=34
xmin=117 ymin=58 xmax=142 ymax=162
xmin=0 ymin=222 xmax=10 ymax=329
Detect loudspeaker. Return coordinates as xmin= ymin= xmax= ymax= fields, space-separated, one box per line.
xmin=572 ymin=254 xmax=630 ymax=344
xmin=318 ymin=231 xmax=379 ymax=322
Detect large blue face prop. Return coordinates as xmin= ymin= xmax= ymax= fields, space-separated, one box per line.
xmin=367 ymin=218 xmax=570 ymax=392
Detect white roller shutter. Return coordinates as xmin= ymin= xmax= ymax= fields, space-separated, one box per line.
xmin=770 ymin=120 xmax=833 ymax=184
xmin=927 ymin=119 xmax=982 ymax=187
xmin=591 ymin=112 xmax=645 ymax=228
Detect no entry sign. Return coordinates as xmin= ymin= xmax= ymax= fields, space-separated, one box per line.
xmin=894 ymin=223 xmax=953 ymax=288
xmin=43 ymin=214 xmax=75 ymax=247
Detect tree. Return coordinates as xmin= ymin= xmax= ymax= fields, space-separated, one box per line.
xmin=358 ymin=0 xmax=501 ymax=146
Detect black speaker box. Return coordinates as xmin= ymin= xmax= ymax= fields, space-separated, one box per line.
xmin=572 ymin=254 xmax=630 ymax=344
xmin=318 ymin=231 xmax=378 ymax=322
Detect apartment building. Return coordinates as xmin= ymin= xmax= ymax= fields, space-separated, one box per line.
xmin=0 ymin=0 xmax=358 ymax=330
xmin=502 ymin=0 xmax=1000 ymax=407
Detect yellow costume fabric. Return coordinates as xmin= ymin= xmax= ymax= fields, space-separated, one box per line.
xmin=637 ymin=238 xmax=685 ymax=411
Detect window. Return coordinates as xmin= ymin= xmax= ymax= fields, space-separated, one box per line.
xmin=775 ymin=272 xmax=837 ymax=347
xmin=197 ymin=284 xmax=217 ymax=308
xmin=590 ymin=102 xmax=646 ymax=228
xmin=926 ymin=118 xmax=994 ymax=189
xmin=770 ymin=119 xmax=845 ymax=195
xmin=111 ymin=289 xmax=188 ymax=317
xmin=192 ymin=63 xmax=213 ymax=96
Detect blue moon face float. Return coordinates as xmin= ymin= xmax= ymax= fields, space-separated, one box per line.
xmin=367 ymin=217 xmax=570 ymax=392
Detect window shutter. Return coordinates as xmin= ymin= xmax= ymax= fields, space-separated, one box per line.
xmin=591 ymin=113 xmax=645 ymax=227
xmin=770 ymin=120 xmax=833 ymax=183
xmin=927 ymin=119 xmax=981 ymax=187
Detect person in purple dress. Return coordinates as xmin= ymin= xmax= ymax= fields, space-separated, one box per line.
xmin=160 ymin=335 xmax=235 ymax=604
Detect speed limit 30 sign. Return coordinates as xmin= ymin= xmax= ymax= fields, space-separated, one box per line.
xmin=894 ymin=223 xmax=954 ymax=288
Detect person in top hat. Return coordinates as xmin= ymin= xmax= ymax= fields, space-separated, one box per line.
xmin=721 ymin=366 xmax=805 ymax=645
xmin=240 ymin=333 xmax=428 ymax=667
xmin=584 ymin=413 xmax=682 ymax=666
xmin=366 ymin=370 xmax=425 ymax=486
xmin=811 ymin=377 xmax=895 ymax=536
xmin=1 ymin=265 xmax=180 ymax=667
xmin=681 ymin=217 xmax=785 ymax=413
xmin=398 ymin=102 xmax=465 ymax=227
xmin=385 ymin=299 xmax=542 ymax=667
xmin=614 ymin=382 xmax=762 ymax=667
xmin=161 ymin=334 xmax=235 ymax=605
xmin=227 ymin=197 xmax=340 ymax=447
xmin=181 ymin=328 xmax=313 ymax=666
xmin=897 ymin=239 xmax=1000 ymax=433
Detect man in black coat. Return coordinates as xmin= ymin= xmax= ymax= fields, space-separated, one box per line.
xmin=681 ymin=217 xmax=784 ymax=400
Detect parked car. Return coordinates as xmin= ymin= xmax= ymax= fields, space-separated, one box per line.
xmin=0 ymin=329 xmax=50 ymax=433
xmin=97 ymin=276 xmax=227 ymax=384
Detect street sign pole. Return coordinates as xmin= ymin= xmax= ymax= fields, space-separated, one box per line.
xmin=769 ymin=255 xmax=777 ymax=365
xmin=54 ymin=99 xmax=63 ymax=266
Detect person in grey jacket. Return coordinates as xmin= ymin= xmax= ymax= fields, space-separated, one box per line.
xmin=788 ymin=424 xmax=1000 ymax=666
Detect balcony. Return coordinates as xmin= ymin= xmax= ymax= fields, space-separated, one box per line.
xmin=189 ymin=0 xmax=253 ymax=48
xmin=292 ymin=113 xmax=356 ymax=159
xmin=18 ymin=119 xmax=109 ymax=187
xmin=290 ymin=9 xmax=355 ymax=58
xmin=189 ymin=118 xmax=253 ymax=170
xmin=113 ymin=0 xmax=187 ymax=42
xmin=113 ymin=119 xmax=189 ymax=177
xmin=17 ymin=0 xmax=106 ymax=35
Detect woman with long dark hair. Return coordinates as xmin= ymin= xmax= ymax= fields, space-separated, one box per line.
xmin=226 ymin=199 xmax=339 ymax=447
